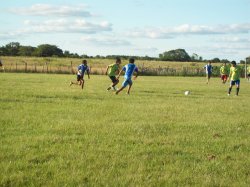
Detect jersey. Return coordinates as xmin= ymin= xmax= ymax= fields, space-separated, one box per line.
xmin=122 ymin=63 xmax=138 ymax=79
xmin=220 ymin=65 xmax=229 ymax=75
xmin=107 ymin=63 xmax=119 ymax=76
xmin=229 ymin=66 xmax=240 ymax=81
xmin=247 ymin=66 xmax=250 ymax=73
xmin=78 ymin=64 xmax=89 ymax=76
xmin=204 ymin=64 xmax=213 ymax=74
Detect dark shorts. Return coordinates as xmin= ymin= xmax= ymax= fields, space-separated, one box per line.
xmin=230 ymin=80 xmax=240 ymax=86
xmin=77 ymin=75 xmax=83 ymax=81
xmin=109 ymin=76 xmax=118 ymax=83
xmin=221 ymin=75 xmax=228 ymax=80
xmin=206 ymin=73 xmax=212 ymax=78
xmin=248 ymin=73 xmax=250 ymax=77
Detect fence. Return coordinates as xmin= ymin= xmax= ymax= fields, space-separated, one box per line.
xmin=1 ymin=62 xmax=73 ymax=74
xmin=0 ymin=62 xmax=247 ymax=77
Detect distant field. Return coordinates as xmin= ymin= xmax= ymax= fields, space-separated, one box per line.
xmin=0 ymin=56 xmax=210 ymax=68
xmin=0 ymin=56 xmax=226 ymax=76
xmin=0 ymin=73 xmax=249 ymax=186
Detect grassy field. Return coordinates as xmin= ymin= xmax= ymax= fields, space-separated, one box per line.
xmin=0 ymin=73 xmax=250 ymax=186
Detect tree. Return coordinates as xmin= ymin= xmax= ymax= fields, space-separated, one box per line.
xmin=18 ymin=46 xmax=36 ymax=56
xmin=191 ymin=53 xmax=199 ymax=61
xmin=191 ymin=53 xmax=203 ymax=62
xmin=210 ymin=58 xmax=220 ymax=63
xmin=220 ymin=59 xmax=230 ymax=64
xmin=246 ymin=56 xmax=250 ymax=64
xmin=159 ymin=49 xmax=191 ymax=61
xmin=4 ymin=42 xmax=20 ymax=56
xmin=240 ymin=60 xmax=245 ymax=64
xmin=63 ymin=50 xmax=70 ymax=57
xmin=0 ymin=46 xmax=7 ymax=56
xmin=34 ymin=44 xmax=63 ymax=57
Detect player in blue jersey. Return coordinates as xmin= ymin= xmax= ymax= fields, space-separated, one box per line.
xmin=70 ymin=60 xmax=90 ymax=89
xmin=204 ymin=61 xmax=213 ymax=84
xmin=115 ymin=58 xmax=138 ymax=95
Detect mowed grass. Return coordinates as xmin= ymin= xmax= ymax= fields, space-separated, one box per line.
xmin=0 ymin=73 xmax=249 ymax=186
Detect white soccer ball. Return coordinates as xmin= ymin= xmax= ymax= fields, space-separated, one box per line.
xmin=184 ymin=91 xmax=190 ymax=95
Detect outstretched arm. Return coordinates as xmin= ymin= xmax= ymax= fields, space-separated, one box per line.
xmin=133 ymin=68 xmax=139 ymax=80
xmin=116 ymin=69 xmax=123 ymax=80
xmin=105 ymin=66 xmax=109 ymax=75
xmin=228 ymin=69 xmax=231 ymax=82
xmin=87 ymin=70 xmax=90 ymax=79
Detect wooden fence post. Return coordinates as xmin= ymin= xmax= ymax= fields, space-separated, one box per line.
xmin=25 ymin=62 xmax=27 ymax=72
xmin=46 ymin=62 xmax=48 ymax=73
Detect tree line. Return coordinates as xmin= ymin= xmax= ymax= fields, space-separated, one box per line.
xmin=0 ymin=42 xmax=245 ymax=63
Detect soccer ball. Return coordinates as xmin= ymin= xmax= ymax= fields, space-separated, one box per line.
xmin=184 ymin=91 xmax=190 ymax=95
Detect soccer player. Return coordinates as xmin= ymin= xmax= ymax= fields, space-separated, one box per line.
xmin=228 ymin=61 xmax=241 ymax=96
xmin=70 ymin=60 xmax=90 ymax=89
xmin=105 ymin=57 xmax=121 ymax=91
xmin=220 ymin=62 xmax=229 ymax=84
xmin=115 ymin=58 xmax=138 ymax=95
xmin=204 ymin=61 xmax=213 ymax=84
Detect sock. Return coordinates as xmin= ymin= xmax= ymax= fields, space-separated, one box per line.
xmin=236 ymin=88 xmax=239 ymax=95
xmin=228 ymin=87 xmax=232 ymax=94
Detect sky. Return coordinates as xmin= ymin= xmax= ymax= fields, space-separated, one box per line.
xmin=0 ymin=0 xmax=250 ymax=61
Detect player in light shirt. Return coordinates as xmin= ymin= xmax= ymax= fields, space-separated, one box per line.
xmin=204 ymin=61 xmax=213 ymax=84
xmin=70 ymin=60 xmax=90 ymax=89
xmin=115 ymin=58 xmax=138 ymax=95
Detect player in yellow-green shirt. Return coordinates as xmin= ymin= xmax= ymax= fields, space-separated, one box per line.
xmin=105 ymin=57 xmax=121 ymax=91
xmin=220 ymin=62 xmax=229 ymax=84
xmin=228 ymin=61 xmax=241 ymax=96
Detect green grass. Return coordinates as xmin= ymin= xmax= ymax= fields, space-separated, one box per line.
xmin=0 ymin=73 xmax=250 ymax=186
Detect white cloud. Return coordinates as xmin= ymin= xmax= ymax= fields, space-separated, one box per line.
xmin=189 ymin=43 xmax=250 ymax=60
xmin=0 ymin=19 xmax=112 ymax=39
xmin=0 ymin=32 xmax=23 ymax=40
xmin=9 ymin=4 xmax=92 ymax=17
xmin=133 ymin=46 xmax=159 ymax=53
xmin=127 ymin=23 xmax=250 ymax=39
xmin=80 ymin=36 xmax=131 ymax=46
xmin=214 ymin=36 xmax=250 ymax=43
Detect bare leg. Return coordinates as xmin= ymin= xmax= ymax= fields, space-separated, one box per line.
xmin=115 ymin=86 xmax=125 ymax=95
xmin=206 ymin=74 xmax=211 ymax=84
xmin=228 ymin=85 xmax=232 ymax=95
xmin=107 ymin=80 xmax=119 ymax=91
xmin=70 ymin=81 xmax=80 ymax=86
xmin=236 ymin=85 xmax=240 ymax=95
xmin=112 ymin=80 xmax=119 ymax=89
xmin=108 ymin=80 xmax=119 ymax=91
xmin=81 ymin=80 xmax=85 ymax=89
xmin=127 ymin=84 xmax=132 ymax=94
